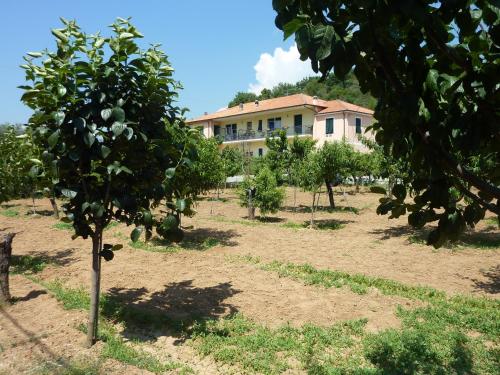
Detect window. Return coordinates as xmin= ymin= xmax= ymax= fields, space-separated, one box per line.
xmin=258 ymin=148 xmax=263 ymax=157
xmin=214 ymin=125 xmax=221 ymax=136
xmin=355 ymin=117 xmax=362 ymax=134
xmin=246 ymin=122 xmax=252 ymax=132
xmin=326 ymin=118 xmax=334 ymax=135
xmin=226 ymin=124 xmax=237 ymax=140
xmin=294 ymin=114 xmax=303 ymax=134
xmin=258 ymin=120 xmax=263 ymax=132
xmin=267 ymin=117 xmax=282 ymax=131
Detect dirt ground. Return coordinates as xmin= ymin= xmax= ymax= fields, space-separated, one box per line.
xmin=0 ymin=187 xmax=498 ymax=374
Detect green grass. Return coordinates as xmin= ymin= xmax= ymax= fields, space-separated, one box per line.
xmin=280 ymin=220 xmax=345 ymax=231
xmin=11 ymin=255 xmax=48 ymax=274
xmin=209 ymin=216 xmax=261 ymax=227
xmin=53 ymin=222 xmax=74 ymax=231
xmin=129 ymin=236 xmax=221 ymax=253
xmin=0 ymin=209 xmax=19 ymax=217
xmin=485 ymin=217 xmax=499 ymax=226
xmin=53 ymin=221 xmax=119 ymax=232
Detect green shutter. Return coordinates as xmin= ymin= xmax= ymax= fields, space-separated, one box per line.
xmin=326 ymin=118 xmax=334 ymax=134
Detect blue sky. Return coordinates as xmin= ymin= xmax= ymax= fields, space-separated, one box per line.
xmin=0 ymin=1 xmax=314 ymax=123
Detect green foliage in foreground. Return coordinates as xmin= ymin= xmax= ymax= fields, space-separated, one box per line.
xmin=275 ymin=0 xmax=500 ymax=247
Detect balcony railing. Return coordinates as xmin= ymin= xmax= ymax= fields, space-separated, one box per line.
xmin=216 ymin=125 xmax=312 ymax=142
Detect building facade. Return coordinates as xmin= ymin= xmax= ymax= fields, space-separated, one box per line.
xmin=186 ymin=94 xmax=375 ymax=156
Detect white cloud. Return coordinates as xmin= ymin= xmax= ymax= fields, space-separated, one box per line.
xmin=248 ymin=44 xmax=316 ymax=95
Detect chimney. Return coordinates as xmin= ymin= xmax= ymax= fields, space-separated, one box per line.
xmin=239 ymin=103 xmax=244 ymax=111
xmin=255 ymin=100 xmax=259 ymax=107
xmin=313 ymin=96 xmax=318 ymax=105
xmin=204 ymin=111 xmax=208 ymax=115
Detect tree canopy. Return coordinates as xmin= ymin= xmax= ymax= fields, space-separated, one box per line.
xmin=20 ymin=17 xmax=199 ymax=345
xmin=274 ymin=0 xmax=500 ymax=246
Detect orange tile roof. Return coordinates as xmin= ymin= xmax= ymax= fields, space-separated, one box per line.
xmin=186 ymin=94 xmax=328 ymax=123
xmin=319 ymin=100 xmax=374 ymax=115
xmin=186 ymin=95 xmax=373 ymax=123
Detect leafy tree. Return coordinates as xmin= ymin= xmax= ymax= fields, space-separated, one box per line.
xmin=0 ymin=128 xmax=35 ymax=203
xmin=317 ymin=141 xmax=354 ymax=208
xmin=238 ymin=166 xmax=285 ymax=218
xmin=20 ymin=18 xmax=198 ymax=346
xmin=274 ymin=0 xmax=500 ymax=246
xmin=264 ymin=129 xmax=291 ymax=184
xmin=228 ymin=92 xmax=258 ymax=108
xmin=221 ymin=147 xmax=244 ymax=177
xmin=296 ymin=151 xmax=323 ymax=226
xmin=289 ymin=136 xmax=317 ymax=207
xmin=193 ymin=137 xmax=226 ymax=198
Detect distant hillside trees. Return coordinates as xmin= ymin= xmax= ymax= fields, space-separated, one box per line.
xmin=228 ymin=73 xmax=376 ymax=109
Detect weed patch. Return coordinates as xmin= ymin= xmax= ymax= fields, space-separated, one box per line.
xmin=11 ymin=255 xmax=48 ymax=274
xmin=1 ymin=209 xmax=19 ymax=217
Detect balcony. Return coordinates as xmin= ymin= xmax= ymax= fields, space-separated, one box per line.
xmin=216 ymin=125 xmax=313 ymax=143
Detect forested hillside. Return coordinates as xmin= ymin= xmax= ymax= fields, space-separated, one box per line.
xmin=228 ymin=72 xmax=376 ymax=109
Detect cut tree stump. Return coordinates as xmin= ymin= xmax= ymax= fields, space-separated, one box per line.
xmin=0 ymin=232 xmax=15 ymax=304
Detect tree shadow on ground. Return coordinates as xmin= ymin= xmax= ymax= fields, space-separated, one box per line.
xmin=0 ymin=203 xmax=20 ymax=209
xmin=257 ymin=216 xmax=286 ymax=223
xmin=102 ymin=280 xmax=240 ymax=343
xmin=311 ymin=219 xmax=353 ymax=230
xmin=24 ymin=209 xmax=54 ymax=217
xmin=11 ymin=248 xmax=79 ymax=273
xmin=12 ymin=289 xmax=47 ymax=303
xmin=281 ymin=205 xmax=360 ymax=214
xmin=471 ymin=265 xmax=499 ymax=294
xmin=181 ymin=228 xmax=240 ymax=249
xmin=371 ymin=224 xmax=500 ymax=249
xmin=369 ymin=225 xmax=418 ymax=240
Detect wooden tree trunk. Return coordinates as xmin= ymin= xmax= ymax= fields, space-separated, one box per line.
xmin=49 ymin=197 xmax=59 ymax=219
xmin=247 ymin=190 xmax=255 ymax=220
xmin=310 ymin=192 xmax=316 ymax=227
xmin=87 ymin=231 xmax=102 ymax=347
xmin=325 ymin=180 xmax=335 ymax=208
xmin=0 ymin=233 xmax=15 ymax=304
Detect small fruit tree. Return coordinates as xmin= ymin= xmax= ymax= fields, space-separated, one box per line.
xmin=239 ymin=166 xmax=285 ymax=219
xmin=20 ymin=18 xmax=198 ymax=346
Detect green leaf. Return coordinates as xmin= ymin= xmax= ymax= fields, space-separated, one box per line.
xmin=100 ymin=249 xmax=114 ymax=261
xmin=83 ymin=132 xmax=96 ymax=148
xmin=53 ymin=111 xmax=65 ymax=126
xmin=101 ymin=108 xmax=112 ymax=121
xmin=316 ymin=25 xmax=335 ymax=60
xmin=111 ymin=122 xmax=126 ymax=137
xmin=51 ymin=28 xmax=68 ymax=43
xmin=112 ymin=107 xmax=125 ymax=122
xmin=27 ymin=52 xmax=43 ymax=58
xmin=392 ymin=184 xmax=406 ymax=201
xmin=119 ymin=32 xmax=134 ymax=39
xmin=47 ymin=130 xmax=60 ymax=150
xmin=60 ymin=216 xmax=72 ymax=223
xmin=30 ymin=159 xmax=43 ymax=165
xmin=101 ymin=145 xmax=111 ymax=158
xmin=176 ymin=199 xmax=186 ymax=212
xmin=283 ymin=18 xmax=307 ymax=40
xmin=161 ymin=214 xmax=178 ymax=231
xmin=143 ymin=210 xmax=153 ymax=226
xmin=165 ymin=167 xmax=176 ymax=179
xmin=130 ymin=227 xmax=143 ymax=242
xmin=57 ymin=85 xmax=67 ymax=96
xmin=61 ymin=189 xmax=77 ymax=199
xmin=112 ymin=244 xmax=123 ymax=251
